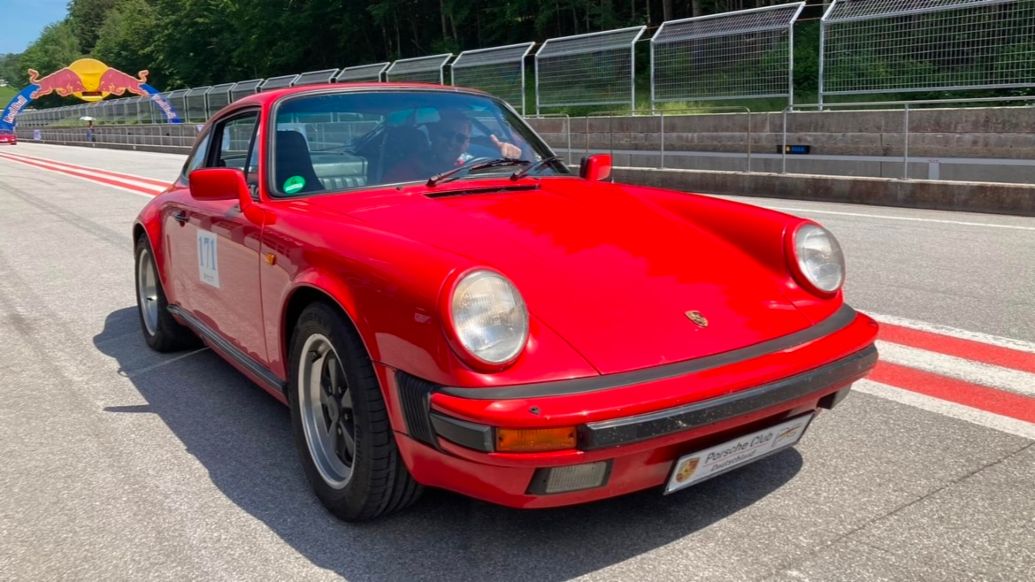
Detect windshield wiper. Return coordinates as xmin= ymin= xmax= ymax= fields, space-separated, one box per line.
xmin=510 ymin=155 xmax=561 ymax=181
xmin=427 ymin=158 xmax=529 ymax=186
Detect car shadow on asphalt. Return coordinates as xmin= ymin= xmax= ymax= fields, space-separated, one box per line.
xmin=95 ymin=307 xmax=803 ymax=581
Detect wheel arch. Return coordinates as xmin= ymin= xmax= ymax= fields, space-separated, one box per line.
xmin=280 ymin=282 xmax=378 ymax=377
xmin=133 ymin=219 xmax=172 ymax=294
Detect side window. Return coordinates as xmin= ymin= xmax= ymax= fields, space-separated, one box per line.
xmin=181 ymin=132 xmax=211 ymax=183
xmin=212 ymin=112 xmax=259 ymax=172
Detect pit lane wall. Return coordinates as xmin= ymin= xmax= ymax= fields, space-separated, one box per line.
xmin=14 ymin=107 xmax=1035 ymax=216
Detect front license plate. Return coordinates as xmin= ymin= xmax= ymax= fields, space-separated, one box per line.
xmin=664 ymin=413 xmax=814 ymax=494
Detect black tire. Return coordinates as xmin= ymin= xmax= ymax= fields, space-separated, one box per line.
xmin=288 ymin=302 xmax=422 ymax=521
xmin=134 ymin=235 xmax=199 ymax=352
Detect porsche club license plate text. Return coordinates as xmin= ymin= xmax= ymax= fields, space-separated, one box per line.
xmin=665 ymin=414 xmax=814 ymax=494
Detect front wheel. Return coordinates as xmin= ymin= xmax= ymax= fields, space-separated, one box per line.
xmin=288 ymin=302 xmax=422 ymax=521
xmin=134 ymin=235 xmax=198 ymax=352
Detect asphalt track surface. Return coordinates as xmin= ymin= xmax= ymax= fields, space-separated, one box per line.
xmin=1 ymin=143 xmax=1032 ymax=581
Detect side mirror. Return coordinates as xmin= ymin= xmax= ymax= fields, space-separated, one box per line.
xmin=579 ymin=154 xmax=613 ymax=182
xmin=189 ymin=168 xmax=249 ymax=201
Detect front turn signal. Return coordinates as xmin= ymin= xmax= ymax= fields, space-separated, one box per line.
xmin=496 ymin=427 xmax=577 ymax=452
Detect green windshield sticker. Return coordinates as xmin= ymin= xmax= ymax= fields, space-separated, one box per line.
xmin=283 ymin=175 xmax=306 ymax=194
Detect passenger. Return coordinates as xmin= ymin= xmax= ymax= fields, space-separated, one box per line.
xmin=384 ymin=109 xmax=522 ymax=183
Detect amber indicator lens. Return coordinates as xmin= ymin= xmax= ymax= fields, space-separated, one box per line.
xmin=496 ymin=427 xmax=577 ymax=452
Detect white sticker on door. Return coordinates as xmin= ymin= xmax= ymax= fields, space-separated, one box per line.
xmin=197 ymin=230 xmax=220 ymax=288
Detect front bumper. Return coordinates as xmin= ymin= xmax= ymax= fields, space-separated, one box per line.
xmin=385 ymin=306 xmax=878 ymax=508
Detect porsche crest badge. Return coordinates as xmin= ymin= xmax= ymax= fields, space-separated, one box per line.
xmin=685 ymin=310 xmax=708 ymax=328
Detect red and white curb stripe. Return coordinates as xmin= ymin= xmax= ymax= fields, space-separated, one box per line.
xmin=0 ymin=151 xmax=169 ymax=197
xmin=861 ymin=312 xmax=1035 ymax=440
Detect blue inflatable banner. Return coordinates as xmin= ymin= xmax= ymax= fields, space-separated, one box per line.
xmin=0 ymin=85 xmax=37 ymax=131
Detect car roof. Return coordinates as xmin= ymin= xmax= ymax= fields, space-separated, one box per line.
xmin=233 ymin=82 xmax=493 ymax=108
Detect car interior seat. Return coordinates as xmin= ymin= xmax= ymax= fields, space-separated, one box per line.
xmin=274 ymin=130 xmax=324 ymax=195
xmin=378 ymin=125 xmax=429 ymax=182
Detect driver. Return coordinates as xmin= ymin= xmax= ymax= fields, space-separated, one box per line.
xmin=384 ymin=109 xmax=522 ymax=183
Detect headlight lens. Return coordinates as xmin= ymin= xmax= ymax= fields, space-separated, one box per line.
xmin=450 ymin=270 xmax=529 ymax=365
xmin=793 ymin=224 xmax=845 ymax=294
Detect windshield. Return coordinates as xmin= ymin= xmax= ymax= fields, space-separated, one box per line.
xmin=270 ymin=90 xmax=568 ymax=197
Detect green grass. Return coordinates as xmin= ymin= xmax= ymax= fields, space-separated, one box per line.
xmin=0 ymin=85 xmax=18 ymax=108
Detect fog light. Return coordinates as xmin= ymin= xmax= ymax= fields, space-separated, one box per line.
xmin=528 ymin=461 xmax=611 ymax=495
xmin=496 ymin=426 xmax=576 ymax=452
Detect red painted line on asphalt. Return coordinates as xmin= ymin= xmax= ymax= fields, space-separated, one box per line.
xmin=869 ymin=361 xmax=1035 ymax=424
xmin=0 ymin=152 xmax=162 ymax=196
xmin=878 ymin=322 xmax=1035 ymax=375
xmin=0 ymin=151 xmax=173 ymax=188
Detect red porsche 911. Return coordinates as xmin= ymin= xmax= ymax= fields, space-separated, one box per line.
xmin=133 ymin=84 xmax=877 ymax=521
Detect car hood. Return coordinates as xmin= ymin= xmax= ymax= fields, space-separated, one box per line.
xmin=320 ymin=179 xmax=812 ymax=374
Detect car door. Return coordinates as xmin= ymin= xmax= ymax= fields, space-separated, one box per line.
xmin=164 ymin=130 xmax=211 ymax=308
xmin=171 ymin=109 xmax=269 ymax=363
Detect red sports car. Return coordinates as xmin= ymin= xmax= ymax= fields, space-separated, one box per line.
xmin=0 ymin=129 xmax=16 ymax=145
xmin=134 ymin=84 xmax=877 ymax=521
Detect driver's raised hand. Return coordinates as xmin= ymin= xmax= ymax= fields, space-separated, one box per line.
xmin=491 ymin=134 xmax=522 ymax=159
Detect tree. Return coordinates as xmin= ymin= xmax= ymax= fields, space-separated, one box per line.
xmin=68 ymin=0 xmax=119 ymax=54
xmin=19 ymin=20 xmax=82 ymax=79
xmin=92 ymin=0 xmax=164 ymax=83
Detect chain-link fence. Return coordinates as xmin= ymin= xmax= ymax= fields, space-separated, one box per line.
xmin=294 ymin=69 xmax=339 ymax=86
xmin=335 ymin=62 xmax=389 ymax=82
xmin=652 ymin=2 xmax=805 ymax=108
xmin=535 ymin=26 xmax=646 ymax=113
xmin=385 ymin=54 xmax=451 ymax=84
xmin=260 ymin=74 xmax=299 ymax=92
xmin=206 ymin=83 xmax=235 ymax=114
xmin=821 ymin=0 xmax=1035 ymax=106
xmin=230 ymin=79 xmax=262 ymax=103
xmin=11 ymin=3 xmax=1035 ymax=127
xmin=452 ymin=43 xmax=535 ymax=114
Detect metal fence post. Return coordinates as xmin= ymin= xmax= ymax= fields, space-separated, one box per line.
xmin=903 ymin=104 xmax=910 ymax=181
xmin=565 ymin=115 xmax=572 ymax=165
xmin=781 ymin=108 xmax=789 ymax=174
xmin=746 ymin=110 xmax=753 ymax=173
xmin=585 ymin=116 xmax=590 ymax=159
xmin=609 ymin=114 xmax=615 ymax=161
xmin=659 ymin=113 xmax=665 ymax=169
xmin=818 ymin=16 xmax=826 ymax=111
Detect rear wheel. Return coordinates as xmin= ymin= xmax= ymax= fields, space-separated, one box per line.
xmin=134 ymin=235 xmax=198 ymax=352
xmin=288 ymin=302 xmax=422 ymax=521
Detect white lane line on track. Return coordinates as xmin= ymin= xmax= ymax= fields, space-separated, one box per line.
xmin=119 ymin=348 xmax=210 ymax=379
xmin=876 ymin=341 xmax=1035 ymax=398
xmin=865 ymin=311 xmax=1035 ymax=354
xmin=761 ymin=205 xmax=1035 ymax=232
xmin=854 ymin=380 xmax=1035 ymax=440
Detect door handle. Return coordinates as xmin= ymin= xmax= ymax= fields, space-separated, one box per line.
xmin=173 ymin=210 xmax=188 ymax=225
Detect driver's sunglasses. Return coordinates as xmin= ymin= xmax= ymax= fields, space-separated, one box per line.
xmin=433 ymin=128 xmax=470 ymax=145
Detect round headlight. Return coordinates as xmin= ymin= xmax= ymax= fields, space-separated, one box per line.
xmin=793 ymin=224 xmax=845 ymax=294
xmin=450 ymin=270 xmax=529 ymax=366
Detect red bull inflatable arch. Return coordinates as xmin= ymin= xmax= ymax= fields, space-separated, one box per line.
xmin=0 ymin=58 xmax=182 ymax=131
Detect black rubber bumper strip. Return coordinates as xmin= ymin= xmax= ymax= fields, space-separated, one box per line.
xmin=168 ymin=304 xmax=286 ymax=394
xmin=439 ymin=305 xmax=860 ymax=401
xmin=577 ymin=344 xmax=878 ymax=450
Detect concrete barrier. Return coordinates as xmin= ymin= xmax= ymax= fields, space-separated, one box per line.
xmin=14 ymin=111 xmax=1035 ymax=216
xmin=616 ymin=167 xmax=1035 ymax=217
xmin=19 ymin=139 xmax=191 ymax=155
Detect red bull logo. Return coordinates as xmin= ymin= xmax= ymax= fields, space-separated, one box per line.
xmin=28 ymin=68 xmax=86 ymax=99
xmin=1 ymin=58 xmax=181 ymax=129
xmin=97 ymin=68 xmax=150 ymax=97
xmin=25 ymin=59 xmax=152 ymax=103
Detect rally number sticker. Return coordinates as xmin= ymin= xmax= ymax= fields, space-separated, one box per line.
xmin=197 ymin=230 xmax=220 ymax=288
